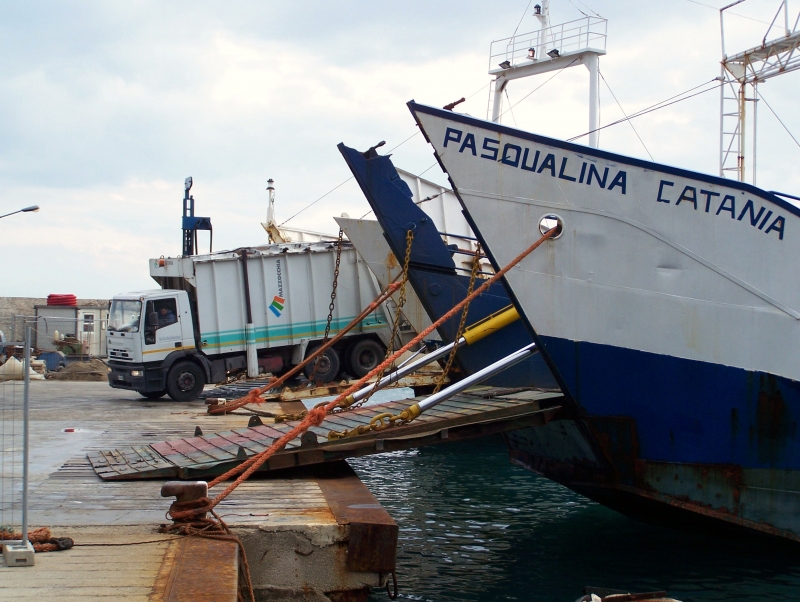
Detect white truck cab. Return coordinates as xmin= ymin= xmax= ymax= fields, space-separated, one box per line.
xmin=107 ymin=290 xmax=205 ymax=400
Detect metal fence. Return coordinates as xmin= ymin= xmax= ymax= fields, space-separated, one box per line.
xmin=1 ymin=327 xmax=34 ymax=566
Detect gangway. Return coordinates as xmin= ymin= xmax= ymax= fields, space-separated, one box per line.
xmin=88 ymin=387 xmax=562 ymax=480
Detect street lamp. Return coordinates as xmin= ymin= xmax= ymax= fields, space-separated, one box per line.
xmin=0 ymin=205 xmax=39 ymax=220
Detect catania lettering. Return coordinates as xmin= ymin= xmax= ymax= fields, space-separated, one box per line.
xmin=657 ymin=180 xmax=785 ymax=240
xmin=443 ymin=127 xmax=627 ymax=195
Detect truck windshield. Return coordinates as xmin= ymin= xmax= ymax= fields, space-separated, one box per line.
xmin=108 ymin=299 xmax=142 ymax=332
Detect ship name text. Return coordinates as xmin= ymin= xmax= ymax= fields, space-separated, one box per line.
xmin=657 ymin=180 xmax=785 ymax=240
xmin=443 ymin=127 xmax=627 ymax=196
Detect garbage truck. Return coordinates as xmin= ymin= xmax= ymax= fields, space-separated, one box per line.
xmin=106 ymin=176 xmax=397 ymax=400
xmin=106 ymin=240 xmax=395 ymax=400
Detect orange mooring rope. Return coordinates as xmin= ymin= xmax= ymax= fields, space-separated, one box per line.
xmin=0 ymin=527 xmax=73 ymax=552
xmin=207 ymin=280 xmax=403 ymax=415
xmin=167 ymin=227 xmax=555 ymax=525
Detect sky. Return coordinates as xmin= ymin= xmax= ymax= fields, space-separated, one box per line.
xmin=1 ymin=0 xmax=799 ymax=298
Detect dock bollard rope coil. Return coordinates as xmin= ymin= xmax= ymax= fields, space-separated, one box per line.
xmin=167 ymin=227 xmax=556 ymax=533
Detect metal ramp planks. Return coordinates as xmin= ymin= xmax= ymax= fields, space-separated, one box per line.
xmin=89 ymin=445 xmax=178 ymax=480
xmin=88 ymin=387 xmax=563 ymax=480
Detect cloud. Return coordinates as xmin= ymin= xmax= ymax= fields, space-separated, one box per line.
xmin=1 ymin=0 xmax=799 ymax=298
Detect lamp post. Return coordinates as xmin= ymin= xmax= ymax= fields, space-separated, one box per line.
xmin=0 ymin=205 xmax=39 ymax=220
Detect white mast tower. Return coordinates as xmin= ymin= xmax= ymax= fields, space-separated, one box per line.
xmin=487 ymin=1 xmax=608 ymax=148
xmin=719 ymin=0 xmax=800 ymax=183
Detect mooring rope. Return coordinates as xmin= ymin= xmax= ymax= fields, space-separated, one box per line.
xmin=0 ymin=526 xmax=73 ymax=553
xmin=167 ymin=226 xmax=556 ymax=530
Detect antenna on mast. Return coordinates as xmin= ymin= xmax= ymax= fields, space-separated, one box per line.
xmin=486 ymin=3 xmax=607 ymax=148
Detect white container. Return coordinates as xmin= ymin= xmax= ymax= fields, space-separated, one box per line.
xmin=149 ymin=240 xmax=392 ymax=358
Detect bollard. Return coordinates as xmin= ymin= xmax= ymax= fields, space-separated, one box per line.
xmin=161 ymin=481 xmax=209 ymax=522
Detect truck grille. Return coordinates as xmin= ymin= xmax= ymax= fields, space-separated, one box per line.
xmin=109 ymin=348 xmax=132 ymax=360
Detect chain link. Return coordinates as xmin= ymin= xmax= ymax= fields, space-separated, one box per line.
xmin=328 ymin=241 xmax=481 ymax=439
xmin=334 ymin=228 xmax=414 ymax=414
xmin=277 ymin=229 xmax=413 ymax=423
xmin=307 ymin=228 xmax=344 ymax=384
xmin=432 ymin=243 xmax=482 ymax=395
xmin=326 ymin=230 xmax=417 ymax=436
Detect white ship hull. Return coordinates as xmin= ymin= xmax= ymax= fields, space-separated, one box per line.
xmin=408 ymin=101 xmax=800 ymax=541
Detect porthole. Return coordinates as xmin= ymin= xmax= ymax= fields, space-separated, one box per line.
xmin=538 ymin=214 xmax=564 ymax=239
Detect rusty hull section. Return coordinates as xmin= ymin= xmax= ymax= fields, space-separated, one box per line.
xmin=506 ymin=408 xmax=800 ymax=542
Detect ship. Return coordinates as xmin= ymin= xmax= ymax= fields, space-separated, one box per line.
xmin=329 ymin=3 xmax=800 ymax=541
xmin=403 ymin=97 xmax=800 ymax=542
xmin=338 ymin=142 xmax=558 ymax=389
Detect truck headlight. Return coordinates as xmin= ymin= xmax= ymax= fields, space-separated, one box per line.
xmin=130 ymin=370 xmax=142 ymax=377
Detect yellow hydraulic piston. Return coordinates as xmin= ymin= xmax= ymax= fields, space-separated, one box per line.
xmin=335 ymin=305 xmax=520 ymax=411
xmin=461 ymin=305 xmax=520 ymax=345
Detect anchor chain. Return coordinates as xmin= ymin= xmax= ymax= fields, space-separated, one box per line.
xmin=306 ymin=228 xmax=344 ymax=384
xmin=328 ymin=242 xmax=483 ymax=439
xmin=432 ymin=242 xmax=482 ymax=395
xmin=327 ymin=229 xmax=415 ymax=428
xmin=275 ymin=230 xmax=414 ymax=424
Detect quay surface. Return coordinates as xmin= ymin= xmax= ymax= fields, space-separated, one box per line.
xmin=0 ymin=381 xmax=397 ymax=601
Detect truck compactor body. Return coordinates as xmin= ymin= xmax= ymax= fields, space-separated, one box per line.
xmin=106 ymin=241 xmax=393 ymax=400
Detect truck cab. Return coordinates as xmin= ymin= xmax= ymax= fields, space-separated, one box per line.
xmin=107 ymin=290 xmax=204 ymax=400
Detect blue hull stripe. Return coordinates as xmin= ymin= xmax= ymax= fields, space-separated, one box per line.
xmin=541 ymin=335 xmax=800 ymax=471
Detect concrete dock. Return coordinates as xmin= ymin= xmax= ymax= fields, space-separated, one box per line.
xmin=0 ymin=381 xmax=396 ymax=601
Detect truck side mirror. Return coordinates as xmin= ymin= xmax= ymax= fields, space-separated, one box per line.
xmin=147 ymin=312 xmax=159 ymax=328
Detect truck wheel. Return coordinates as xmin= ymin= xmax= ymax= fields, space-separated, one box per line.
xmin=139 ymin=390 xmax=166 ymax=400
xmin=348 ymin=339 xmax=385 ymax=378
xmin=166 ymin=361 xmax=205 ymax=401
xmin=303 ymin=347 xmax=341 ymax=383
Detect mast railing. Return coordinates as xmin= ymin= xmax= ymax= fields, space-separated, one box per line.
xmin=488 ymin=16 xmax=607 ymax=70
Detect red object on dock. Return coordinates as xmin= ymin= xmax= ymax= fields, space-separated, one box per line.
xmin=47 ymin=294 xmax=77 ymax=306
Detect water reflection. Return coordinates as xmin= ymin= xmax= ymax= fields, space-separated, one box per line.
xmin=349 ymin=435 xmax=800 ymax=602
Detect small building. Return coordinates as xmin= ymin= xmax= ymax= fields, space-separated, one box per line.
xmin=0 ymin=296 xmax=109 ymax=357
xmin=34 ymin=304 xmax=109 ymax=357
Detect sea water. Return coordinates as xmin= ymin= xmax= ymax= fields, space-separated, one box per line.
xmin=350 ymin=435 xmax=800 ymax=602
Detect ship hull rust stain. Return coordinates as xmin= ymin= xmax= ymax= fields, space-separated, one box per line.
xmin=506 ymin=407 xmax=800 ymax=542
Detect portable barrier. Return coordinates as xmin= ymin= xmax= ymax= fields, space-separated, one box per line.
xmin=0 ymin=327 xmax=35 ymax=566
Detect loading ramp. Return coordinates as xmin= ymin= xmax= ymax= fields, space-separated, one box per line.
xmin=88 ymin=387 xmax=562 ymax=480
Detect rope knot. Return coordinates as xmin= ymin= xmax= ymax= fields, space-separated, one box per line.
xmin=307 ymin=406 xmax=327 ymax=427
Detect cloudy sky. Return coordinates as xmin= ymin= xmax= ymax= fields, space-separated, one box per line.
xmin=2 ymin=0 xmax=798 ymax=298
